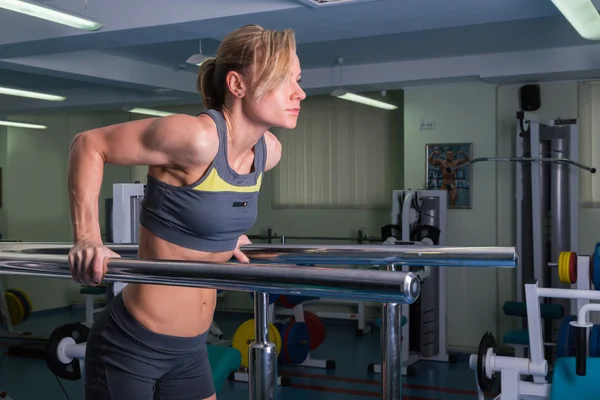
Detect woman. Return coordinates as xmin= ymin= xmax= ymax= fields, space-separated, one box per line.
xmin=67 ymin=24 xmax=306 ymax=400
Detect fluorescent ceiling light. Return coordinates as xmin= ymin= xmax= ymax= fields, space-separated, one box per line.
xmin=0 ymin=0 xmax=102 ymax=31
xmin=0 ymin=120 xmax=46 ymax=129
xmin=0 ymin=86 xmax=66 ymax=101
xmin=331 ymin=89 xmax=398 ymax=110
xmin=126 ymin=107 xmax=175 ymax=117
xmin=551 ymin=0 xmax=600 ymax=40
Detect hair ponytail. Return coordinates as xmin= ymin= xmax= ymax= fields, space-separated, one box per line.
xmin=197 ymin=58 xmax=224 ymax=110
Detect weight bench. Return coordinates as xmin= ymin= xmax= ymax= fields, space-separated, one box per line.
xmin=550 ymin=357 xmax=600 ymax=400
xmin=207 ymin=345 xmax=241 ymax=393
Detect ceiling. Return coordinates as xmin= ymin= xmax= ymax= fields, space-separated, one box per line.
xmin=1 ymin=0 xmax=599 ymax=115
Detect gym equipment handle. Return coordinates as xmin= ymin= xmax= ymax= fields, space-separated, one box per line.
xmin=446 ymin=157 xmax=596 ymax=173
xmin=0 ymin=243 xmax=420 ymax=304
xmin=575 ymin=325 xmax=586 ymax=376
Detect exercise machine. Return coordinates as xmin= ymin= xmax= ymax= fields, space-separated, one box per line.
xmin=469 ymin=249 xmax=600 ymax=399
xmin=516 ymin=118 xmax=581 ymax=354
xmin=447 ymin=117 xmax=596 ymax=356
xmin=369 ymin=190 xmax=450 ymax=376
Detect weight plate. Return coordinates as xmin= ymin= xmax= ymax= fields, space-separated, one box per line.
xmin=569 ymin=252 xmax=577 ymax=284
xmin=558 ymin=252 xmax=567 ymax=283
xmin=271 ymin=323 xmax=282 ymax=357
xmin=47 ymin=322 xmax=90 ymax=381
xmin=277 ymin=295 xmax=293 ymax=308
xmin=281 ymin=321 xmax=310 ymax=364
xmin=596 ymin=324 xmax=600 ymax=358
xmin=232 ymin=319 xmax=282 ymax=368
xmin=594 ymin=243 xmax=600 ymax=290
xmin=292 ymin=311 xmax=326 ymax=351
xmin=278 ymin=295 xmax=315 ymax=309
xmin=477 ymin=331 xmax=497 ymax=393
xmin=591 ymin=325 xmax=600 ymax=357
xmin=15 ymin=289 xmax=31 ymax=320
xmin=7 ymin=289 xmax=29 ymax=321
xmin=5 ymin=291 xmax=24 ymax=326
xmin=591 ymin=252 xmax=595 ymax=287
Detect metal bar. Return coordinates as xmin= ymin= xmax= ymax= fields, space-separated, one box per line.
xmin=250 ymin=292 xmax=276 ymax=400
xmin=0 ymin=243 xmax=420 ymax=304
xmin=537 ymin=287 xmax=600 ymax=301
xmin=248 ymin=234 xmax=381 ymax=243
xmin=446 ymin=156 xmax=596 ymax=173
xmin=11 ymin=243 xmax=517 ymax=268
xmin=241 ymin=244 xmax=518 ymax=267
xmin=382 ymin=263 xmax=402 ymax=400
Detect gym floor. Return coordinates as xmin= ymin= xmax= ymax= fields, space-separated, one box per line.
xmin=0 ymin=307 xmax=494 ymax=400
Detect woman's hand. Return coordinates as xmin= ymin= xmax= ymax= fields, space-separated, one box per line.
xmin=68 ymin=240 xmax=121 ymax=286
xmin=233 ymin=234 xmax=252 ymax=263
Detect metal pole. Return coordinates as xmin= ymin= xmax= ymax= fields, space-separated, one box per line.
xmin=6 ymin=242 xmax=518 ymax=268
xmin=0 ymin=244 xmax=420 ymax=303
xmin=242 ymin=244 xmax=518 ymax=268
xmin=381 ymin=264 xmax=402 ymax=400
xmin=249 ymin=292 xmax=277 ymax=400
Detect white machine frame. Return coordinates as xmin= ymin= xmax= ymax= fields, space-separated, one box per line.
xmin=112 ymin=183 xmax=145 ymax=244
xmin=370 ymin=190 xmax=449 ymax=376
xmin=470 ymin=255 xmax=593 ymax=400
xmin=398 ymin=190 xmax=449 ymax=372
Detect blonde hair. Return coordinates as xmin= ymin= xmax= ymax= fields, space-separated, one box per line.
xmin=197 ymin=24 xmax=296 ymax=110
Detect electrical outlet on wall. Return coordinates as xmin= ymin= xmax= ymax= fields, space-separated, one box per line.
xmin=419 ymin=120 xmax=435 ymax=130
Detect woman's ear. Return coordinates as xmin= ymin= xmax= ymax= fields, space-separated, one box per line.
xmin=225 ymin=70 xmax=247 ymax=98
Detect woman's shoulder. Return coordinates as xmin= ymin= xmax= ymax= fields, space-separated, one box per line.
xmin=263 ymin=131 xmax=281 ymax=171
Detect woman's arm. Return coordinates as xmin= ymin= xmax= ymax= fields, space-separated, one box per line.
xmin=67 ymin=114 xmax=217 ymax=244
xmin=67 ymin=114 xmax=218 ymax=285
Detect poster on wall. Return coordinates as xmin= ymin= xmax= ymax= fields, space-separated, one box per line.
xmin=425 ymin=143 xmax=473 ymax=209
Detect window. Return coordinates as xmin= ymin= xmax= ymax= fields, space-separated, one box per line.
xmin=271 ymin=95 xmax=396 ymax=208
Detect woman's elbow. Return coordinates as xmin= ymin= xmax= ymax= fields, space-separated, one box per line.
xmin=69 ymin=130 xmax=105 ymax=163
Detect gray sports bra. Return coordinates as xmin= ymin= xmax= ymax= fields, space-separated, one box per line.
xmin=139 ymin=109 xmax=266 ymax=252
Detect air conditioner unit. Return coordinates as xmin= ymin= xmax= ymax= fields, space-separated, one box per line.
xmin=294 ymin=0 xmax=380 ymax=7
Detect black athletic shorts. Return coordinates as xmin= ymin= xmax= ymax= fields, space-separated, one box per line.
xmin=84 ymin=292 xmax=215 ymax=399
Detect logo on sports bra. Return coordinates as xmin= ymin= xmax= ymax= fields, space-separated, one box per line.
xmin=232 ymin=201 xmax=248 ymax=207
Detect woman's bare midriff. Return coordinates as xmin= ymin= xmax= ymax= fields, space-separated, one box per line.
xmin=120 ymin=225 xmax=234 ymax=338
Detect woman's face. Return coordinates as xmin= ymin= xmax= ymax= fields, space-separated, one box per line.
xmin=244 ymin=53 xmax=306 ymax=130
